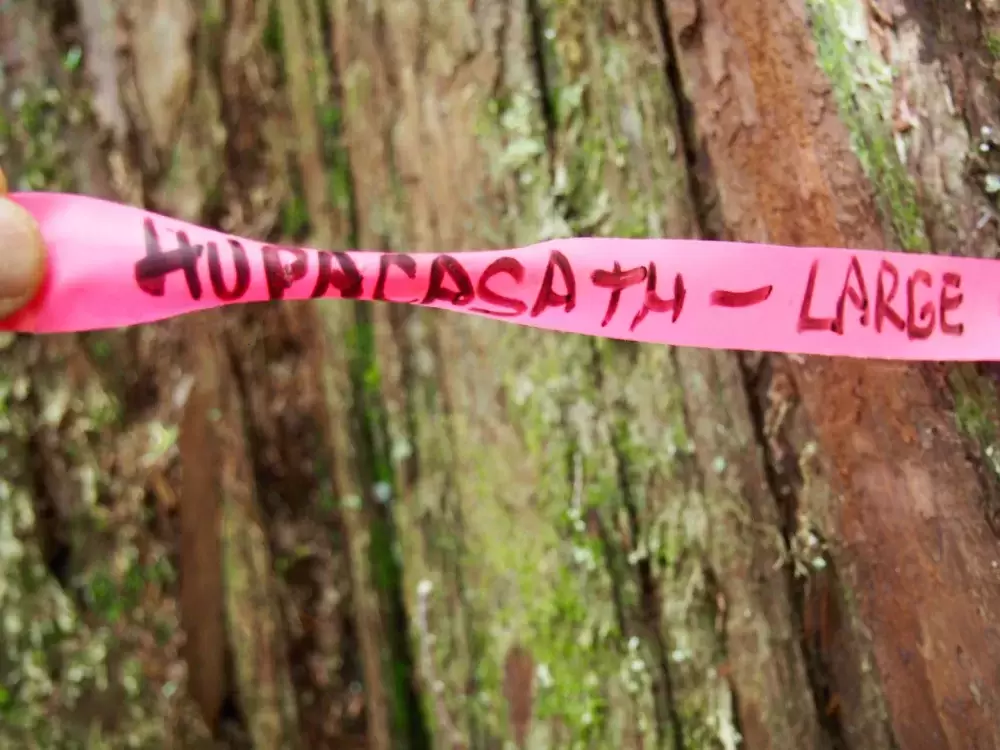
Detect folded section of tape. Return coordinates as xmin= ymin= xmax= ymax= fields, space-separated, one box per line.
xmin=2 ymin=191 xmax=994 ymax=361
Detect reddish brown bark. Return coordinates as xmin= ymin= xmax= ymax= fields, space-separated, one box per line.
xmin=666 ymin=0 xmax=1000 ymax=747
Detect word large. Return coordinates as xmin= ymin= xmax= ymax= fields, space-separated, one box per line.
xmin=798 ymin=257 xmax=964 ymax=341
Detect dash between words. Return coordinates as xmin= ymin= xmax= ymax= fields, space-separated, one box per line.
xmin=133 ymin=218 xmax=966 ymax=339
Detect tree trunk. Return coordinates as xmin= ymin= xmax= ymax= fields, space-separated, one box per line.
xmin=1 ymin=2 xmax=366 ymax=748
xmin=3 ymin=0 xmax=1000 ymax=749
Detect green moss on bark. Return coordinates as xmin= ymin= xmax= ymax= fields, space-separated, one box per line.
xmin=806 ymin=0 xmax=928 ymax=253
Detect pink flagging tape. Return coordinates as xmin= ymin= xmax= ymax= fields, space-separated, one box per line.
xmin=1 ymin=192 xmax=992 ymax=361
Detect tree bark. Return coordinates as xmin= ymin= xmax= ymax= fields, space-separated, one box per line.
xmin=1 ymin=2 xmax=366 ymax=748
xmin=3 ymin=0 xmax=1000 ymax=749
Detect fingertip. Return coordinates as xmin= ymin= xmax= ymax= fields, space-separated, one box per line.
xmin=0 ymin=197 xmax=46 ymax=318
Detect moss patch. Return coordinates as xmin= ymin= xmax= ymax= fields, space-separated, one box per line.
xmin=806 ymin=0 xmax=928 ymax=252
xmin=455 ymin=1 xmax=739 ymax=745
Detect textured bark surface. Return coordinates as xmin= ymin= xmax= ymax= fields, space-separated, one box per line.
xmin=665 ymin=1 xmax=1000 ymax=748
xmin=1 ymin=2 xmax=362 ymax=748
xmin=2 ymin=0 xmax=1000 ymax=749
